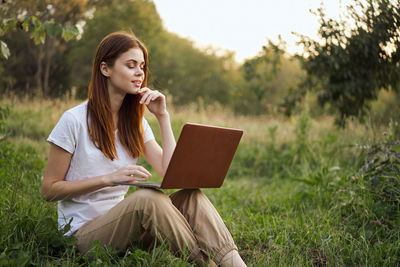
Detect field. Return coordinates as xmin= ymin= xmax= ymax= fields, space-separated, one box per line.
xmin=0 ymin=97 xmax=399 ymax=266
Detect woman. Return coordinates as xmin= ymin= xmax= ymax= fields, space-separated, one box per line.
xmin=41 ymin=32 xmax=246 ymax=266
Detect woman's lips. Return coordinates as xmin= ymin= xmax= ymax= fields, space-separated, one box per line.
xmin=133 ymin=80 xmax=142 ymax=87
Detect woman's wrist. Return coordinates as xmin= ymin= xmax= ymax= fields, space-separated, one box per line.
xmin=155 ymin=110 xmax=169 ymax=120
xmin=101 ymin=174 xmax=112 ymax=186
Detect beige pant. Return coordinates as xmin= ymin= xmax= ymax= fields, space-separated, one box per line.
xmin=74 ymin=188 xmax=237 ymax=264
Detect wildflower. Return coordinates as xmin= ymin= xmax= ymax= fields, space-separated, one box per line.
xmin=370 ymin=220 xmax=382 ymax=225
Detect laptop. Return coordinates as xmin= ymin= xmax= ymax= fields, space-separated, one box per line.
xmin=114 ymin=123 xmax=243 ymax=189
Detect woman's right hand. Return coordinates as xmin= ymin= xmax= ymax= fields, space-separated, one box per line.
xmin=103 ymin=165 xmax=152 ymax=186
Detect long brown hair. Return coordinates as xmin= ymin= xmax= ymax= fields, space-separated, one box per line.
xmin=87 ymin=32 xmax=149 ymax=160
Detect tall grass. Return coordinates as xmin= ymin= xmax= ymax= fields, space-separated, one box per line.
xmin=0 ymin=97 xmax=399 ymax=266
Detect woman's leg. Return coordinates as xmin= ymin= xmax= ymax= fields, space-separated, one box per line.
xmin=170 ymin=189 xmax=245 ymax=265
xmin=74 ymin=188 xmax=207 ymax=264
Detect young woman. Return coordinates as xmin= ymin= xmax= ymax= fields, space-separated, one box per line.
xmin=41 ymin=32 xmax=246 ymax=266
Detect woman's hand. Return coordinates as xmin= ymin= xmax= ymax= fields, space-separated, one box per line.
xmin=138 ymin=87 xmax=168 ymax=117
xmin=103 ymin=165 xmax=152 ymax=186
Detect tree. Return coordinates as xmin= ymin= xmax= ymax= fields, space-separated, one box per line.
xmin=0 ymin=0 xmax=94 ymax=96
xmin=68 ymin=0 xmax=236 ymax=106
xmin=66 ymin=0 xmax=165 ymax=98
xmin=232 ymin=40 xmax=304 ymax=115
xmin=297 ymin=0 xmax=400 ymax=126
xmin=152 ymin=32 xmax=237 ymax=106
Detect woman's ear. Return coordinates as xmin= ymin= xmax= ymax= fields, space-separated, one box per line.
xmin=100 ymin=62 xmax=111 ymax=77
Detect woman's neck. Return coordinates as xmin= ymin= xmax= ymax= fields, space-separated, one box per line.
xmin=108 ymin=86 xmax=126 ymax=129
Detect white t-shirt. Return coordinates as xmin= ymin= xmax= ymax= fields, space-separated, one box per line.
xmin=47 ymin=101 xmax=155 ymax=236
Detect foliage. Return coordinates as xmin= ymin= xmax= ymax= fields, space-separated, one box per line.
xmin=297 ymin=0 xmax=400 ymax=126
xmin=229 ymin=111 xmax=362 ymax=182
xmin=232 ymin=41 xmax=282 ymax=115
xmin=66 ymin=0 xmax=165 ymax=99
xmin=232 ymin=40 xmax=305 ymax=115
xmin=66 ymin=0 xmax=237 ymax=107
xmin=331 ymin=141 xmax=400 ymax=250
xmin=151 ymin=33 xmax=237 ymax=106
xmin=0 ymin=105 xmax=9 ymax=139
xmin=0 ymin=15 xmax=78 ymax=57
xmin=0 ymin=0 xmax=299 ymax=114
xmin=0 ymin=0 xmax=96 ymax=96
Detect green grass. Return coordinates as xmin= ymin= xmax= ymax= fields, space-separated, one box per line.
xmin=0 ymin=99 xmax=399 ymax=266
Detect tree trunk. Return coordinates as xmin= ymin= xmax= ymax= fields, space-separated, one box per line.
xmin=43 ymin=39 xmax=52 ymax=96
xmin=35 ymin=44 xmax=44 ymax=97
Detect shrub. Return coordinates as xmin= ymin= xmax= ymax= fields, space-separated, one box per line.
xmin=334 ymin=141 xmax=400 ymax=243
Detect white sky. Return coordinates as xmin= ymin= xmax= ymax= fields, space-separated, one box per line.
xmin=152 ymin=0 xmax=349 ymax=63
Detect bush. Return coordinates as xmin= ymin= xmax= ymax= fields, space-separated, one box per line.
xmin=334 ymin=141 xmax=400 ymax=242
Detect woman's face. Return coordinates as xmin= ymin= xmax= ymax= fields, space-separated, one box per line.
xmin=104 ymin=47 xmax=145 ymax=95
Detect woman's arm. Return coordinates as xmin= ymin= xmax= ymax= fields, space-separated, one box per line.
xmin=143 ymin=112 xmax=176 ymax=176
xmin=41 ymin=144 xmax=151 ymax=201
xmin=140 ymin=88 xmax=176 ymax=176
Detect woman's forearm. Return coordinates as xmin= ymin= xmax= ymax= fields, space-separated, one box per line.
xmin=42 ymin=163 xmax=151 ymax=202
xmin=41 ymin=174 xmax=108 ymax=201
xmin=156 ymin=112 xmax=176 ymax=175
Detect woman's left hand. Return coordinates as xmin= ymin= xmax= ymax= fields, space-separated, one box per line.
xmin=138 ymin=87 xmax=168 ymax=117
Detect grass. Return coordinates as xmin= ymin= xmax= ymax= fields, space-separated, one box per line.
xmin=0 ymin=97 xmax=399 ymax=266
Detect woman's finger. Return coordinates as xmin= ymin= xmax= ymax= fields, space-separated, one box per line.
xmin=124 ymin=168 xmax=150 ymax=178
xmin=125 ymin=165 xmax=150 ymax=175
xmin=132 ymin=169 xmax=151 ymax=178
xmin=140 ymin=91 xmax=152 ymax=104
xmin=138 ymin=87 xmax=150 ymax=94
xmin=124 ymin=177 xmax=146 ymax=184
xmin=146 ymin=92 xmax=159 ymax=105
xmin=142 ymin=91 xmax=157 ymax=105
xmin=132 ymin=177 xmax=146 ymax=181
xmin=148 ymin=91 xmax=163 ymax=105
xmin=144 ymin=92 xmax=155 ymax=105
xmin=136 ymin=166 xmax=151 ymax=176
xmin=151 ymin=92 xmax=163 ymax=102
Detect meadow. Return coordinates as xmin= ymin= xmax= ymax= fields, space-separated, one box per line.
xmin=0 ymin=97 xmax=399 ymax=266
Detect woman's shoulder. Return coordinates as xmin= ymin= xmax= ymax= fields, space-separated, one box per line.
xmin=63 ymin=101 xmax=88 ymax=122
xmin=65 ymin=101 xmax=88 ymax=115
xmin=48 ymin=101 xmax=88 ymax=149
xmin=54 ymin=101 xmax=88 ymax=132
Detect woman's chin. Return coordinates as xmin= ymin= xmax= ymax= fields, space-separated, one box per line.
xmin=127 ymin=87 xmax=141 ymax=95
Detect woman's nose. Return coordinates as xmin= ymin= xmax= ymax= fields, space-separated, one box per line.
xmin=135 ymin=67 xmax=144 ymax=77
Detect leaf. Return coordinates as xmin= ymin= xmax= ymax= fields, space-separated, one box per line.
xmin=44 ymin=22 xmax=62 ymax=37
xmin=329 ymin=166 xmax=341 ymax=172
xmin=30 ymin=16 xmax=40 ymax=28
xmin=30 ymin=25 xmax=46 ymax=45
xmin=0 ymin=40 xmax=10 ymax=59
xmin=1 ymin=19 xmax=17 ymax=36
xmin=21 ymin=17 xmax=31 ymax=31
xmin=61 ymin=25 xmax=79 ymax=41
xmin=291 ymin=177 xmax=316 ymax=186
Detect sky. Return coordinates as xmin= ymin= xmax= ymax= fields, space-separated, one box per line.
xmin=152 ymin=0 xmax=350 ymax=63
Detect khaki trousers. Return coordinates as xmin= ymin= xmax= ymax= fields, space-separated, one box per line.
xmin=74 ymin=188 xmax=237 ymax=264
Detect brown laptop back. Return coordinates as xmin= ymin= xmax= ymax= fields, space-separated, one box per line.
xmin=161 ymin=123 xmax=243 ymax=189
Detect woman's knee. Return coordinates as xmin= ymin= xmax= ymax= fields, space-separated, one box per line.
xmin=126 ymin=188 xmax=170 ymax=209
xmin=173 ymin=189 xmax=202 ymax=198
xmin=170 ymin=189 xmax=207 ymax=208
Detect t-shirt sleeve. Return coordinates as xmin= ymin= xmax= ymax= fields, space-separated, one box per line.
xmin=142 ymin=118 xmax=155 ymax=143
xmin=47 ymin=111 xmax=78 ymax=154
